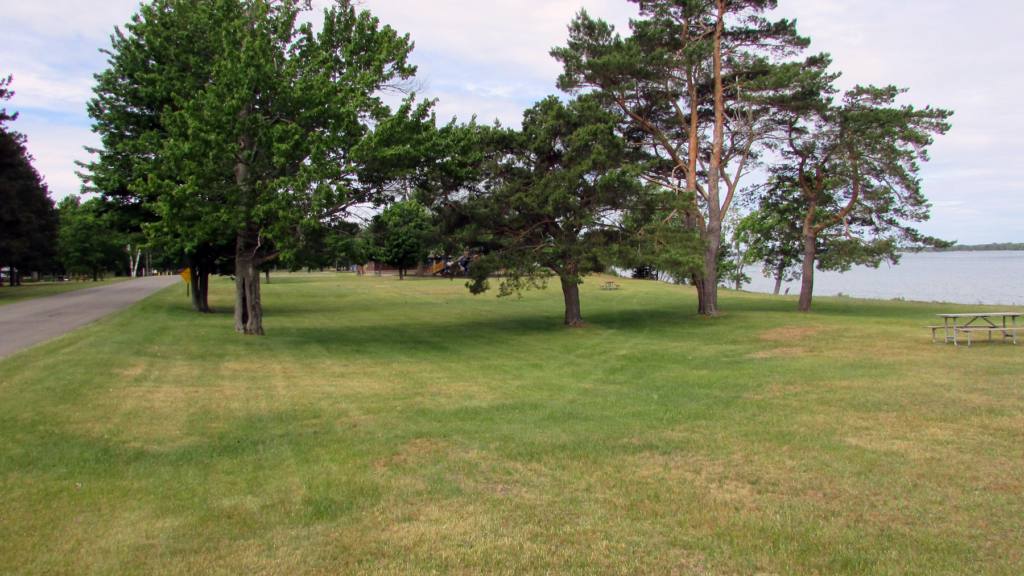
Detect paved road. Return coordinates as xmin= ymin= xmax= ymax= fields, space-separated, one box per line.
xmin=0 ymin=276 xmax=181 ymax=358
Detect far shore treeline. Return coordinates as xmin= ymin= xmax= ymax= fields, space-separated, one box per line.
xmin=2 ymin=0 xmax=958 ymax=332
xmin=922 ymin=243 xmax=1024 ymax=252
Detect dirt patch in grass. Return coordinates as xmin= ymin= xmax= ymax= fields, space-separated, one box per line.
xmin=400 ymin=437 xmax=449 ymax=459
xmin=113 ymin=361 xmax=148 ymax=378
xmin=377 ymin=438 xmax=450 ymax=471
xmin=760 ymin=326 xmax=821 ymax=341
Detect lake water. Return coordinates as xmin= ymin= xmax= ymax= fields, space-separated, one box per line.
xmin=740 ymin=251 xmax=1024 ymax=306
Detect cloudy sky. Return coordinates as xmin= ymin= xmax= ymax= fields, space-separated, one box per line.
xmin=2 ymin=0 xmax=1021 ymax=244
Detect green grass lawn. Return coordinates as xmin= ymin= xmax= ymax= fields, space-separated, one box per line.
xmin=0 ymin=277 xmax=132 ymax=306
xmin=1 ymin=273 xmax=1021 ymax=575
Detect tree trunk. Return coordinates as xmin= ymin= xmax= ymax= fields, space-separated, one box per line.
xmin=93 ymin=267 xmax=99 ymax=282
xmin=773 ymin=268 xmax=783 ymax=296
xmin=698 ymin=2 xmax=727 ymax=317
xmin=189 ymin=260 xmax=204 ymax=312
xmin=560 ymin=276 xmax=584 ymax=327
xmin=696 ymin=234 xmax=721 ymax=316
xmin=417 ymin=261 xmax=424 ymax=277
xmin=234 ymin=233 xmax=265 ymax=335
xmin=199 ymin=266 xmax=210 ymax=312
xmin=798 ymin=232 xmax=817 ymax=312
xmin=265 ymin=269 xmax=270 ymax=284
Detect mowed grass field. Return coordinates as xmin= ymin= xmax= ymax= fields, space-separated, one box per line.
xmin=1 ymin=273 xmax=1022 ymax=575
xmin=0 ymin=277 xmax=131 ymax=306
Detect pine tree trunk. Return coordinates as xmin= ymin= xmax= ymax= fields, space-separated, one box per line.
xmin=696 ymin=233 xmax=721 ymax=316
xmin=93 ymin=267 xmax=98 ymax=282
xmin=798 ymin=232 xmax=817 ymax=312
xmin=560 ymin=276 xmax=584 ymax=327
xmin=699 ymin=5 xmax=727 ymax=318
xmin=234 ymin=233 xmax=265 ymax=335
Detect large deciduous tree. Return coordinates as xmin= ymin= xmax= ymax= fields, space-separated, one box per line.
xmin=80 ymin=0 xmax=240 ymax=309
xmin=368 ymin=201 xmax=433 ymax=279
xmin=87 ymin=0 xmax=434 ymax=335
xmin=56 ymin=196 xmax=125 ymax=281
xmin=552 ymin=0 xmax=816 ymax=315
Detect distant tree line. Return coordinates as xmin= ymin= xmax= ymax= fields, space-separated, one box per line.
xmin=925 ymin=243 xmax=1024 ymax=252
xmin=3 ymin=0 xmax=954 ymax=331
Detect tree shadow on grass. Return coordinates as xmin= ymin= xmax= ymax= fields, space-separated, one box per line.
xmin=277 ymin=304 xmax=712 ymax=358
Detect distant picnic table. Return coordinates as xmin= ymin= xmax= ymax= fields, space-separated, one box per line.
xmin=928 ymin=313 xmax=1021 ymax=347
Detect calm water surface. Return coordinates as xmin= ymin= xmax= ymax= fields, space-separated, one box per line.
xmin=742 ymin=251 xmax=1024 ymax=306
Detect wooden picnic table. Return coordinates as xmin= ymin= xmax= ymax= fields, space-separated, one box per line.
xmin=928 ymin=312 xmax=1022 ymax=347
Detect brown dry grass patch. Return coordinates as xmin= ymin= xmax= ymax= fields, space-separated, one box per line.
xmin=760 ymin=326 xmax=821 ymax=341
xmin=748 ymin=347 xmax=808 ymax=359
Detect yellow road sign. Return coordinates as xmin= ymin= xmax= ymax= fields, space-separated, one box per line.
xmin=180 ymin=268 xmax=191 ymax=284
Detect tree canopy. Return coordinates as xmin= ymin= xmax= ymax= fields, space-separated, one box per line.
xmin=552 ymin=0 xmax=821 ymax=315
xmin=0 ymin=75 xmax=58 ymax=285
xmin=56 ymin=196 xmax=125 ymax=280
xmin=83 ymin=0 xmax=438 ymax=334
xmin=431 ymin=96 xmax=644 ymax=327
xmin=368 ymin=200 xmax=433 ymax=279
xmin=765 ymin=84 xmax=953 ymax=311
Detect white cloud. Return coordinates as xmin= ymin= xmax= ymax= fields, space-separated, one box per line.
xmin=768 ymin=0 xmax=1024 ymax=243
xmin=3 ymin=0 xmax=1022 ymax=243
xmin=14 ymin=118 xmax=100 ymax=198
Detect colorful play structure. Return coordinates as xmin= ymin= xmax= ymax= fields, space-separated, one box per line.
xmin=426 ymin=252 xmax=480 ymax=277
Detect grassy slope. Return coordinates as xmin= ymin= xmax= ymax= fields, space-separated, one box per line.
xmin=0 ymin=277 xmax=131 ymax=306
xmin=0 ymin=274 xmax=1021 ymax=575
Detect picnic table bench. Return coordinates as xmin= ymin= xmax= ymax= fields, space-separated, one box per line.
xmin=927 ymin=313 xmax=1021 ymax=347
xmin=600 ymin=280 xmax=620 ymax=290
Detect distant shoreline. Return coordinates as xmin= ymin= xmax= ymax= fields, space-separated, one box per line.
xmin=917 ymin=243 xmax=1024 ymax=252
